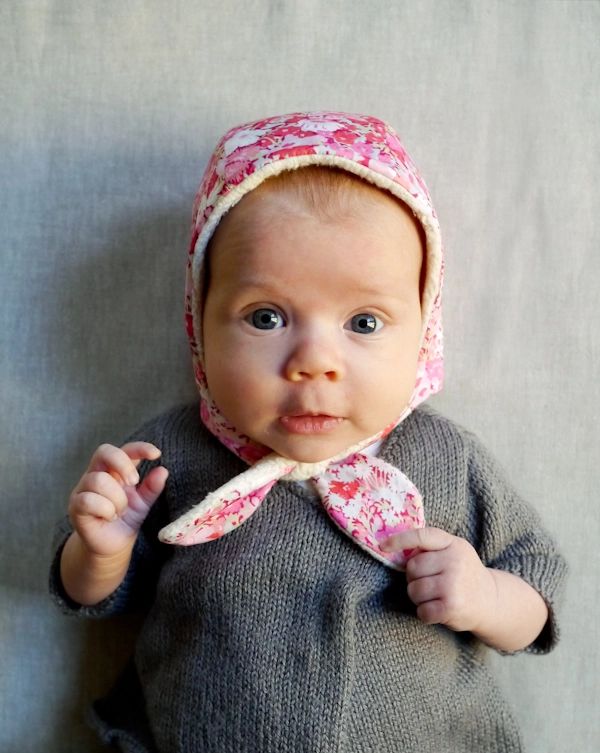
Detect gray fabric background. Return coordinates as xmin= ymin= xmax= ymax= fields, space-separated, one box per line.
xmin=1 ymin=1 xmax=597 ymax=751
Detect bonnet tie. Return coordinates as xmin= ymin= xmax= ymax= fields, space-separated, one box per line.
xmin=158 ymin=437 xmax=425 ymax=569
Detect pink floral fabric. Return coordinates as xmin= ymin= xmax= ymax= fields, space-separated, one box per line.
xmin=314 ymin=454 xmax=425 ymax=568
xmin=168 ymin=478 xmax=284 ymax=543
xmin=159 ymin=111 xmax=444 ymax=570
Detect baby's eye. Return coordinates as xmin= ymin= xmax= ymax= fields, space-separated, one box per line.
xmin=345 ymin=313 xmax=383 ymax=334
xmin=246 ymin=308 xmax=286 ymax=330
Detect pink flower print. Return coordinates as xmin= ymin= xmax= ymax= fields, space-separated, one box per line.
xmin=327 ymin=506 xmax=350 ymax=529
xmin=330 ymin=145 xmax=359 ymax=161
xmin=201 ymin=520 xmax=227 ymax=541
xmin=200 ymin=400 xmax=211 ymax=425
xmin=254 ymin=480 xmax=274 ymax=498
xmin=412 ymin=169 xmax=432 ymax=200
xmin=185 ymin=312 xmax=195 ymax=339
xmin=251 ymin=134 xmax=278 ymax=150
xmin=220 ymin=494 xmax=248 ymax=517
xmin=348 ymin=137 xmax=374 ymax=157
xmin=177 ymin=478 xmax=279 ymax=544
xmin=188 ymin=227 xmax=200 ymax=255
xmin=426 ymin=358 xmax=444 ymax=384
xmin=381 ymin=522 xmax=412 ymax=538
xmin=384 ymin=132 xmax=410 ymax=164
xmin=298 ymin=118 xmax=344 ymax=133
xmin=330 ymin=479 xmax=361 ymax=501
xmin=337 ymin=453 xmax=360 ymax=469
xmin=229 ymin=143 xmax=263 ymax=166
xmin=327 ymin=128 xmax=361 ymax=147
xmin=222 ymin=128 xmax=266 ymax=156
xmin=272 ymin=144 xmax=320 ymax=161
xmin=366 ymin=157 xmax=397 ymax=182
xmin=363 ymin=466 xmax=391 ymax=492
xmin=193 ymin=363 xmax=207 ymax=388
xmin=271 ymin=124 xmax=307 ymax=138
xmin=223 ymin=159 xmax=251 ymax=184
xmin=367 ymin=508 xmax=388 ymax=534
xmin=201 ymin=172 xmax=219 ymax=207
xmin=348 ymin=524 xmax=367 ymax=542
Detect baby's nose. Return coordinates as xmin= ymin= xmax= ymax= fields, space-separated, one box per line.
xmin=283 ymin=337 xmax=344 ymax=382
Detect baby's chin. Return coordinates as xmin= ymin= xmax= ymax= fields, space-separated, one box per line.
xmin=264 ymin=435 xmax=371 ymax=465
xmin=281 ymin=449 xmax=341 ymax=465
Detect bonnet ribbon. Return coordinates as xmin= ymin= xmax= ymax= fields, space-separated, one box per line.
xmin=158 ymin=111 xmax=444 ymax=571
xmin=158 ymin=433 xmax=426 ymax=569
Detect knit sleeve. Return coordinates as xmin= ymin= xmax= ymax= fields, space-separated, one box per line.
xmin=463 ymin=433 xmax=568 ymax=655
xmin=48 ymin=499 xmax=167 ymax=618
xmin=48 ymin=416 xmax=171 ymax=618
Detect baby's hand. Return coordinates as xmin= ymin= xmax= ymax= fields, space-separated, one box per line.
xmin=68 ymin=442 xmax=168 ymax=558
xmin=380 ymin=527 xmax=495 ymax=634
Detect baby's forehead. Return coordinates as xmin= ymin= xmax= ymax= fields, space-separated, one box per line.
xmin=206 ymin=184 xmax=422 ymax=300
xmin=214 ymin=167 xmax=422 ymax=245
xmin=202 ymin=167 xmax=426 ymax=310
xmin=249 ymin=165 xmax=412 ymax=218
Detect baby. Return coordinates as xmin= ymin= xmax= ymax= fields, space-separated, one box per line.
xmin=51 ymin=112 xmax=567 ymax=753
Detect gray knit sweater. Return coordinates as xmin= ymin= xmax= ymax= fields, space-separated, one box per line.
xmin=50 ymin=403 xmax=567 ymax=753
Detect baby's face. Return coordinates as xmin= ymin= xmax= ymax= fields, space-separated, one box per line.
xmin=202 ymin=185 xmax=423 ymax=463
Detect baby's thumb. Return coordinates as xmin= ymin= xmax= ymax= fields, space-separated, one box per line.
xmin=121 ymin=466 xmax=169 ymax=533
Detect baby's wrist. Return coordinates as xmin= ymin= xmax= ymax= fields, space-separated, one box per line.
xmin=60 ymin=532 xmax=134 ymax=607
xmin=466 ymin=566 xmax=501 ymax=638
xmin=67 ymin=531 xmax=133 ymax=578
xmin=467 ymin=568 xmax=546 ymax=652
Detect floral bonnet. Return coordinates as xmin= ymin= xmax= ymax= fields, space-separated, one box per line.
xmin=159 ymin=111 xmax=444 ymax=569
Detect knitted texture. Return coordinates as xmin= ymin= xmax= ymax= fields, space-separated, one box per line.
xmin=50 ymin=403 xmax=567 ymax=753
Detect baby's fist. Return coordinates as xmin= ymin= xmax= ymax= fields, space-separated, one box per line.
xmin=381 ymin=527 xmax=495 ymax=633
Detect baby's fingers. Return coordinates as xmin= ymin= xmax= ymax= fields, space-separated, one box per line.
xmin=69 ymin=490 xmax=119 ymax=524
xmin=72 ymin=471 xmax=129 ymax=516
xmin=380 ymin=527 xmax=453 ymax=555
xmin=121 ymin=466 xmax=169 ymax=532
xmin=87 ymin=442 xmax=161 ymax=486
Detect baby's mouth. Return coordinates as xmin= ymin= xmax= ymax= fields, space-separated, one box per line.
xmin=279 ymin=414 xmax=343 ymax=435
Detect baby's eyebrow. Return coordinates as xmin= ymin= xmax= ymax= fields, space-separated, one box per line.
xmin=226 ymin=278 xmax=415 ymax=307
xmin=220 ymin=276 xmax=291 ymax=302
xmin=229 ymin=276 xmax=283 ymax=293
